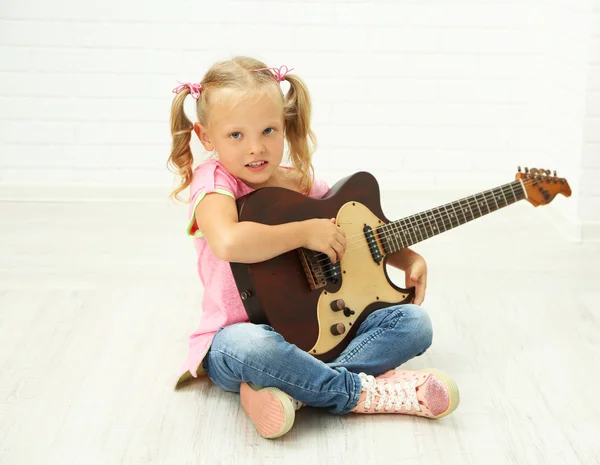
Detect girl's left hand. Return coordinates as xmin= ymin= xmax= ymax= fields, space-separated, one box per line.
xmin=404 ymin=254 xmax=427 ymax=306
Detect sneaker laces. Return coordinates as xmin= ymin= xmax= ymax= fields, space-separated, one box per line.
xmin=358 ymin=373 xmax=421 ymax=412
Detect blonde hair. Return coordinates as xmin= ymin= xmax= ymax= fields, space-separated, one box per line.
xmin=167 ymin=56 xmax=317 ymax=202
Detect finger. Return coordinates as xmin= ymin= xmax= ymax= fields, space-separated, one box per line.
xmin=337 ymin=231 xmax=347 ymax=249
xmin=337 ymin=239 xmax=346 ymax=258
xmin=414 ymin=286 xmax=424 ymax=305
xmin=328 ymin=248 xmax=337 ymax=264
xmin=414 ymin=285 xmax=425 ymax=306
xmin=331 ymin=241 xmax=344 ymax=261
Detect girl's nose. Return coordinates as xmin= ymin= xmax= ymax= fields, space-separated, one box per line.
xmin=248 ymin=139 xmax=265 ymax=155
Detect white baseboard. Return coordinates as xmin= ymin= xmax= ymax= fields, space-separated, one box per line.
xmin=582 ymin=222 xmax=600 ymax=242
xmin=539 ymin=206 xmax=583 ymax=242
xmin=0 ymin=184 xmax=171 ymax=203
xmin=0 ymin=183 xmax=587 ymax=242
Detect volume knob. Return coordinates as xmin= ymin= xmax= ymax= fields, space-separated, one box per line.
xmin=330 ymin=323 xmax=346 ymax=336
xmin=330 ymin=299 xmax=345 ymax=312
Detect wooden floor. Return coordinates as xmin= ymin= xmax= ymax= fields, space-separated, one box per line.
xmin=0 ymin=197 xmax=598 ymax=465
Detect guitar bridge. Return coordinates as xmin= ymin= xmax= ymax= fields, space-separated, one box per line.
xmin=298 ymin=249 xmax=341 ymax=291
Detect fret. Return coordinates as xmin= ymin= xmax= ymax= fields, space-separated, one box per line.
xmin=395 ymin=222 xmax=405 ymax=250
xmin=404 ymin=216 xmax=419 ymax=245
xmin=377 ymin=181 xmax=528 ymax=254
xmin=497 ymin=186 xmax=509 ymax=207
xmin=467 ymin=195 xmax=481 ymax=218
xmin=379 ymin=223 xmax=390 ymax=252
xmin=418 ymin=213 xmax=430 ymax=240
xmin=458 ymin=199 xmax=472 ymax=224
xmin=453 ymin=200 xmax=463 ymax=224
xmin=408 ymin=215 xmax=424 ymax=243
xmin=414 ymin=213 xmax=425 ymax=240
xmin=515 ymin=181 xmax=525 ymax=199
xmin=484 ymin=188 xmax=498 ymax=211
xmin=490 ymin=188 xmax=500 ymax=210
xmin=413 ymin=215 xmax=425 ymax=243
xmin=464 ymin=197 xmax=476 ymax=220
xmin=473 ymin=194 xmax=483 ymax=217
xmin=507 ymin=182 xmax=523 ymax=203
xmin=432 ymin=207 xmax=446 ymax=232
xmin=507 ymin=182 xmax=518 ymax=204
xmin=418 ymin=212 xmax=433 ymax=239
xmin=475 ymin=192 xmax=490 ymax=215
xmin=378 ymin=225 xmax=390 ymax=254
xmin=389 ymin=222 xmax=401 ymax=251
xmin=446 ymin=203 xmax=458 ymax=228
xmin=428 ymin=208 xmax=444 ymax=234
xmin=394 ymin=221 xmax=406 ymax=249
xmin=377 ymin=224 xmax=392 ymax=253
xmin=450 ymin=200 xmax=464 ymax=225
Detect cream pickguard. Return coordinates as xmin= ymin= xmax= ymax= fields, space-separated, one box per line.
xmin=310 ymin=202 xmax=410 ymax=356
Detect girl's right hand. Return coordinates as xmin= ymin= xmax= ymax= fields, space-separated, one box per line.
xmin=301 ymin=218 xmax=347 ymax=263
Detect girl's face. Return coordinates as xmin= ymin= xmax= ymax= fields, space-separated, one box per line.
xmin=195 ymin=88 xmax=285 ymax=189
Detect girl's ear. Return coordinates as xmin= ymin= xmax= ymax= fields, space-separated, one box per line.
xmin=194 ymin=123 xmax=215 ymax=151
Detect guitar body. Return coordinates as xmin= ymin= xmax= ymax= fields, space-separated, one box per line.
xmin=230 ymin=172 xmax=414 ymax=362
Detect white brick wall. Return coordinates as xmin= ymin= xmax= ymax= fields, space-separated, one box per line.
xmin=539 ymin=1 xmax=592 ymax=240
xmin=0 ymin=0 xmax=597 ymax=238
xmin=581 ymin=1 xmax=600 ymax=239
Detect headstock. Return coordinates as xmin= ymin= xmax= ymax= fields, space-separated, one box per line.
xmin=516 ymin=166 xmax=572 ymax=207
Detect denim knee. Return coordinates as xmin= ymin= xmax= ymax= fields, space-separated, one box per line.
xmin=211 ymin=323 xmax=279 ymax=361
xmin=398 ymin=304 xmax=433 ymax=356
xmin=206 ymin=323 xmax=280 ymax=391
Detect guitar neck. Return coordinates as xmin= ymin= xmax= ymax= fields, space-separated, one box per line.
xmin=377 ymin=180 xmax=527 ymax=254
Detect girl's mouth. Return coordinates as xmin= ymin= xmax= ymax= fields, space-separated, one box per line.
xmin=245 ymin=161 xmax=268 ymax=171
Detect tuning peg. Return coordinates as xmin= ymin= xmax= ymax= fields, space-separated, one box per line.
xmin=553 ymin=170 xmax=557 ymax=176
xmin=525 ymin=167 xmax=529 ymax=173
xmin=518 ymin=166 xmax=522 ymax=172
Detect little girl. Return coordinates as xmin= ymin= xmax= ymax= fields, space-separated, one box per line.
xmin=169 ymin=56 xmax=459 ymax=439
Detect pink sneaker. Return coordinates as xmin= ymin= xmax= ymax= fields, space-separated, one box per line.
xmin=240 ymin=382 xmax=305 ymax=439
xmin=350 ymin=368 xmax=459 ymax=419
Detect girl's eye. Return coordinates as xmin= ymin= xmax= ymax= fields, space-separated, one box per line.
xmin=230 ymin=132 xmax=242 ymax=139
xmin=264 ymin=128 xmax=274 ymax=135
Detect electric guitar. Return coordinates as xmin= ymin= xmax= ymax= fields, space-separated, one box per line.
xmin=230 ymin=167 xmax=571 ymax=362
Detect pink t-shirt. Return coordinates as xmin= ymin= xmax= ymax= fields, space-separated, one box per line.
xmin=175 ymin=159 xmax=330 ymax=387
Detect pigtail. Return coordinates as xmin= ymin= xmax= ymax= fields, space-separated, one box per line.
xmin=283 ymin=74 xmax=316 ymax=195
xmin=168 ymin=89 xmax=195 ymax=202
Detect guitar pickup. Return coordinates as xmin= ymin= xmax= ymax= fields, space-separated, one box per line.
xmin=364 ymin=224 xmax=382 ymax=264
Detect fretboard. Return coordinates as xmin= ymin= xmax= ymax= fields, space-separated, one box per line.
xmin=377 ymin=180 xmax=526 ymax=254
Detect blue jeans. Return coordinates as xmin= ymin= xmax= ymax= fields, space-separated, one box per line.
xmin=203 ymin=304 xmax=433 ymax=414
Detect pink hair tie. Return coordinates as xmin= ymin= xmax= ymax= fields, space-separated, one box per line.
xmin=254 ymin=65 xmax=294 ymax=83
xmin=172 ymin=81 xmax=202 ymax=99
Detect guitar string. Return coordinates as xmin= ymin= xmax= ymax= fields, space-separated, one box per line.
xmin=311 ymin=177 xmax=557 ymax=276
xmin=314 ymin=180 xmax=524 ymax=265
xmin=327 ymin=180 xmax=523 ymax=250
xmin=318 ymin=176 xmax=556 ymax=257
